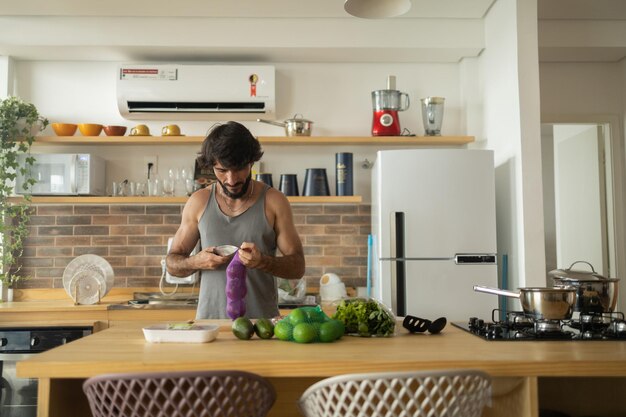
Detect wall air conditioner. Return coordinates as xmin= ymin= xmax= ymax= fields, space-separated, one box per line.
xmin=117 ymin=64 xmax=275 ymax=121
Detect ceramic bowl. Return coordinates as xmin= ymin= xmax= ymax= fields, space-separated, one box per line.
xmin=103 ymin=125 xmax=127 ymax=136
xmin=78 ymin=123 xmax=103 ymax=136
xmin=51 ymin=123 xmax=77 ymax=136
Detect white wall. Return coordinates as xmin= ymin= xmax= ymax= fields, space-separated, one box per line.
xmin=540 ymin=63 xmax=623 ymax=116
xmin=15 ymin=61 xmax=464 ymax=201
xmin=0 ymin=56 xmax=14 ymax=98
xmin=540 ymin=61 xmax=626 ymax=311
xmin=477 ymin=0 xmax=544 ymax=293
xmin=553 ymin=125 xmax=604 ymax=270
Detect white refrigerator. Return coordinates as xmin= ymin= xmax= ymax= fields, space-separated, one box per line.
xmin=371 ymin=149 xmax=499 ymax=321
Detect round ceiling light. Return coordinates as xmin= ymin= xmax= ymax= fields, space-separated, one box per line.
xmin=344 ymin=0 xmax=412 ymax=19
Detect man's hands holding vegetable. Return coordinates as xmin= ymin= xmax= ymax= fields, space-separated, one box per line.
xmin=193 ymin=242 xmax=263 ymax=271
xmin=237 ymin=242 xmax=263 ymax=269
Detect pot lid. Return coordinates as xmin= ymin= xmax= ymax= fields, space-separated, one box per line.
xmin=286 ymin=114 xmax=313 ymax=123
xmin=548 ymin=260 xmax=613 ymax=281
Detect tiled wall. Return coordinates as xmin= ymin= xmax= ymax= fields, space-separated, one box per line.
xmin=16 ymin=203 xmax=371 ymax=291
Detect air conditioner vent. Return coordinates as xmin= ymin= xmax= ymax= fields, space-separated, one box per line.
xmin=117 ymin=64 xmax=275 ymax=121
xmin=127 ymin=101 xmax=266 ymax=113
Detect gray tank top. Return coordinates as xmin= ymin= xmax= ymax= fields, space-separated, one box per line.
xmin=196 ymin=183 xmax=278 ymax=319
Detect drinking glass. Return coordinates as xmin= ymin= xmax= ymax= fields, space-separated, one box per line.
xmin=162 ymin=178 xmax=175 ymax=196
xmin=148 ymin=177 xmax=161 ymax=196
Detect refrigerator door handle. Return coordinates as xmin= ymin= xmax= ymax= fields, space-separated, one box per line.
xmin=391 ymin=212 xmax=406 ymax=317
xmin=380 ymin=257 xmax=453 ymax=261
xmin=454 ymin=254 xmax=497 ymax=264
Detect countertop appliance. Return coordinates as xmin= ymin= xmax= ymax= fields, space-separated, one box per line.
xmin=453 ymin=310 xmax=626 ymax=341
xmin=0 ymin=326 xmax=92 ymax=417
xmin=371 ymin=75 xmax=409 ymax=136
xmin=15 ymin=153 xmax=105 ymax=196
xmin=371 ymin=149 xmax=498 ymax=320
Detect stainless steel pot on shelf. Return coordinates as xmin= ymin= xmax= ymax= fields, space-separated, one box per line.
xmin=257 ymin=114 xmax=313 ymax=136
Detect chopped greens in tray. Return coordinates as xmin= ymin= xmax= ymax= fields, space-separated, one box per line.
xmin=166 ymin=321 xmax=196 ymax=330
xmin=332 ymin=298 xmax=396 ymax=337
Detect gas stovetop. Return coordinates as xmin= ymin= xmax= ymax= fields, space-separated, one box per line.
xmin=452 ymin=309 xmax=626 ymax=341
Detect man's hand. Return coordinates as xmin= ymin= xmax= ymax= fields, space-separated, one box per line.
xmin=195 ymin=247 xmax=232 ymax=270
xmin=237 ymin=242 xmax=264 ymax=269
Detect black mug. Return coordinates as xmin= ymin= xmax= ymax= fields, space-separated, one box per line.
xmin=279 ymin=174 xmax=299 ymax=196
xmin=255 ymin=173 xmax=274 ymax=188
xmin=303 ymin=168 xmax=330 ymax=196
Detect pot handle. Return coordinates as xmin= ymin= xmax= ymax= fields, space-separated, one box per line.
xmin=473 ymin=285 xmax=520 ymax=299
xmin=257 ymin=119 xmax=286 ymax=128
xmin=566 ymin=260 xmax=596 ymax=273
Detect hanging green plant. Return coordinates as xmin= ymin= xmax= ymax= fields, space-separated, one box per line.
xmin=0 ymin=96 xmax=48 ymax=291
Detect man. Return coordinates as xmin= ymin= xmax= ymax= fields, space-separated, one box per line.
xmin=166 ymin=121 xmax=305 ymax=319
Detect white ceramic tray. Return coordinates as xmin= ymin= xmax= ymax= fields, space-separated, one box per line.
xmin=143 ymin=323 xmax=220 ymax=343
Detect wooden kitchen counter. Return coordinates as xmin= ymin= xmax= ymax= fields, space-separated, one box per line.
xmin=16 ymin=321 xmax=626 ymax=417
xmin=0 ymin=298 xmax=196 ymax=325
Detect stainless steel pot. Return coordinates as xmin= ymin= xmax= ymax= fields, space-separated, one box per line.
xmin=473 ymin=285 xmax=576 ymax=320
xmin=548 ymin=261 xmax=620 ymax=313
xmin=257 ymin=114 xmax=313 ymax=137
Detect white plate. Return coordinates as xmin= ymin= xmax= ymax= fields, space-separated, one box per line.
xmin=68 ymin=271 xmax=106 ymax=305
xmin=62 ymin=255 xmax=114 ymax=300
xmin=143 ymin=324 xmax=220 ymax=343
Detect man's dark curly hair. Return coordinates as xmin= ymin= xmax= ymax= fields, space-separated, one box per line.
xmin=197 ymin=122 xmax=264 ymax=170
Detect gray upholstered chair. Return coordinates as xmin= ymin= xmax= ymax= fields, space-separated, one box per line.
xmin=83 ymin=369 xmax=276 ymax=417
xmin=299 ymin=369 xmax=491 ymax=417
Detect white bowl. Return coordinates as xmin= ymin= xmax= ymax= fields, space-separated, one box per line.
xmin=143 ymin=323 xmax=219 ymax=343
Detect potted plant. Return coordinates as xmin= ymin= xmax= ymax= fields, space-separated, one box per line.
xmin=0 ymin=96 xmax=48 ymax=300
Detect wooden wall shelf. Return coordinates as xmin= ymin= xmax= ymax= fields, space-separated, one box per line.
xmin=11 ymin=196 xmax=363 ymax=204
xmin=33 ymin=135 xmax=474 ymax=146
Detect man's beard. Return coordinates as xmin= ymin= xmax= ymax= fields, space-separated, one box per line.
xmin=217 ymin=174 xmax=252 ymax=199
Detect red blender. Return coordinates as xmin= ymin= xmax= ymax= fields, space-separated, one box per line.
xmin=371 ymin=75 xmax=410 ymax=136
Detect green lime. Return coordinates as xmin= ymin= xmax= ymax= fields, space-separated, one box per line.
xmin=302 ymin=306 xmax=326 ymax=323
xmin=292 ymin=323 xmax=317 ymax=344
xmin=232 ymin=317 xmax=254 ymax=340
xmin=254 ymin=318 xmax=275 ymax=339
xmin=288 ymin=308 xmax=308 ymax=325
xmin=319 ymin=320 xmax=345 ymax=343
xmin=274 ymin=320 xmax=293 ymax=341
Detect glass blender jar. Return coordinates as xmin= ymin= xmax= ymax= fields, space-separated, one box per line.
xmin=371 ymin=75 xmax=410 ymax=136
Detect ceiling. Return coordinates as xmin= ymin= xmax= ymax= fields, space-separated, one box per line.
xmin=1 ymin=0 xmax=626 ymax=63
xmin=0 ymin=0 xmax=495 ymax=18
xmin=538 ymin=0 xmax=626 ymax=63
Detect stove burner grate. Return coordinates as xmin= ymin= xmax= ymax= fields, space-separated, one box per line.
xmin=456 ymin=309 xmax=626 ymax=341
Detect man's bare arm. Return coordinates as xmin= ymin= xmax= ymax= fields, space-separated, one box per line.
xmin=238 ymin=189 xmax=305 ymax=279
xmin=166 ymin=188 xmax=230 ymax=276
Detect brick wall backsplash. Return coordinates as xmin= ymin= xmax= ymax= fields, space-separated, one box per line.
xmin=16 ymin=203 xmax=371 ymax=291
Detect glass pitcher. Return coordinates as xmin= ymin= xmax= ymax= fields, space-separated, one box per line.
xmin=371 ymin=89 xmax=410 ymax=111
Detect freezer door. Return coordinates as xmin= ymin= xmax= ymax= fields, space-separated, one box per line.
xmin=374 ymin=149 xmax=497 ymax=259
xmin=403 ymin=260 xmax=498 ymax=321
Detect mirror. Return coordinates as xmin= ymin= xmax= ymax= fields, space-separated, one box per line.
xmin=541 ymin=123 xmax=616 ymax=278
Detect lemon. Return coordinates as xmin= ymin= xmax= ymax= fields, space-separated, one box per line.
xmin=254 ymin=318 xmax=275 ymax=339
xmin=274 ymin=320 xmax=293 ymax=341
xmin=292 ymin=323 xmax=317 ymax=344
xmin=232 ymin=317 xmax=254 ymax=340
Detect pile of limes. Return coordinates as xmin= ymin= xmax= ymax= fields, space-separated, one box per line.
xmin=274 ymin=306 xmax=345 ymax=343
xmin=231 ymin=317 xmax=275 ymax=340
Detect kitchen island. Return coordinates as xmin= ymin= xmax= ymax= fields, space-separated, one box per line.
xmin=17 ymin=321 xmax=626 ymax=417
